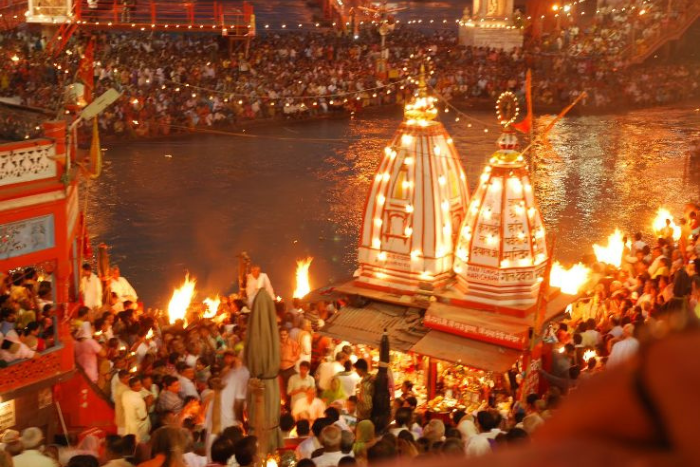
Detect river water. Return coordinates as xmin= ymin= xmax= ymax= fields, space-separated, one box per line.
xmin=88 ymin=103 xmax=700 ymax=305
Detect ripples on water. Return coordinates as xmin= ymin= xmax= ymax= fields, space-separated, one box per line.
xmin=88 ymin=104 xmax=700 ymax=305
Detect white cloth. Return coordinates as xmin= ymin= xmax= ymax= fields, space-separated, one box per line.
xmin=607 ymin=337 xmax=640 ymax=368
xmin=111 ymin=276 xmax=138 ymax=302
xmin=122 ymin=389 xmax=150 ymax=442
xmin=315 ymin=361 xmax=340 ymax=392
xmin=245 ymin=272 xmax=274 ymax=307
xmin=219 ymin=366 xmax=250 ymax=429
xmin=313 ymin=451 xmax=346 ymax=467
xmin=336 ymin=372 xmax=360 ymax=397
xmin=183 ymin=452 xmax=208 ymax=467
xmin=113 ymin=381 xmax=129 ymax=432
xmin=12 ymin=449 xmax=57 ymax=467
xmin=292 ymin=397 xmax=326 ymax=422
xmin=465 ymin=429 xmax=503 ymax=457
xmin=296 ymin=437 xmax=321 ymax=460
xmin=81 ymin=273 xmax=103 ymax=309
xmin=0 ymin=341 xmax=35 ymax=362
xmin=178 ymin=375 xmax=200 ymax=400
xmin=288 ymin=374 xmax=316 ymax=408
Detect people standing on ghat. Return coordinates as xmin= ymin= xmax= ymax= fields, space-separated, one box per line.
xmin=245 ymin=265 xmax=275 ymax=308
xmin=1 ymin=201 xmax=700 ymax=467
xmin=81 ymin=263 xmax=103 ymax=311
xmin=110 ymin=266 xmax=138 ymax=306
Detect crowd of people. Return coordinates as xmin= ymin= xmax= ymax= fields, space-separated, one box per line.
xmin=1 ymin=0 xmax=699 ymax=141
xmin=1 ymin=200 xmax=699 ymax=467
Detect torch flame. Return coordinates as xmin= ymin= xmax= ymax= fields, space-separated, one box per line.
xmin=293 ymin=257 xmax=314 ymax=299
xmin=168 ymin=274 xmax=196 ymax=324
xmin=652 ymin=208 xmax=681 ymax=241
xmin=593 ymin=229 xmax=625 ymax=268
xmin=583 ymin=349 xmax=597 ymax=361
xmin=145 ymin=328 xmax=154 ymax=339
xmin=203 ymin=295 xmax=220 ymax=319
xmin=550 ymin=262 xmax=591 ymax=295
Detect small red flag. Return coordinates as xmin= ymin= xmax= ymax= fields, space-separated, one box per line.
xmin=513 ymin=69 xmax=532 ymax=134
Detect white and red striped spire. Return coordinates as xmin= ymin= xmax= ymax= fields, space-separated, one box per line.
xmin=452 ymin=93 xmax=548 ymax=313
xmin=356 ymin=68 xmax=470 ymax=293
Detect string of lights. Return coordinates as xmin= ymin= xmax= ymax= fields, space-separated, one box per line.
xmin=158 ymin=77 xmax=411 ymax=101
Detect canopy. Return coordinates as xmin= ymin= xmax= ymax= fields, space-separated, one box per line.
xmin=244 ymin=289 xmax=282 ymax=454
xmin=411 ymin=330 xmax=521 ymax=373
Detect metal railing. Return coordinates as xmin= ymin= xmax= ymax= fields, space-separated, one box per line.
xmin=627 ymin=3 xmax=700 ymax=64
xmin=73 ymin=0 xmax=253 ymax=35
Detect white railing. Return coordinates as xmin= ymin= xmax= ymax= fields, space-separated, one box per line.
xmin=0 ymin=139 xmax=58 ymax=187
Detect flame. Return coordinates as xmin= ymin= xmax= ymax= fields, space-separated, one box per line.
xmin=652 ymin=208 xmax=681 ymax=241
xmin=583 ymin=349 xmax=597 ymax=361
xmin=203 ymin=295 xmax=220 ymax=319
xmin=593 ymin=229 xmax=625 ymax=268
xmin=550 ymin=262 xmax=591 ymax=295
xmin=168 ymin=274 xmax=196 ymax=324
xmin=293 ymin=257 xmax=313 ymax=299
xmin=145 ymin=328 xmax=154 ymax=339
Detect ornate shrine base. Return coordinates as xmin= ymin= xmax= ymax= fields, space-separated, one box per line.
xmin=459 ymin=26 xmax=524 ymax=51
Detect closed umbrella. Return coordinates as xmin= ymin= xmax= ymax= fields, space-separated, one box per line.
xmin=371 ymin=329 xmax=391 ymax=433
xmin=244 ymin=289 xmax=283 ymax=455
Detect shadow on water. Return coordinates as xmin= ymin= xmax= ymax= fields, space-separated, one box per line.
xmin=89 ymin=103 xmax=700 ymax=305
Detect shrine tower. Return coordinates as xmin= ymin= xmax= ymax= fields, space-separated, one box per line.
xmin=356 ymin=70 xmax=470 ymax=294
xmin=452 ymin=92 xmax=548 ymax=313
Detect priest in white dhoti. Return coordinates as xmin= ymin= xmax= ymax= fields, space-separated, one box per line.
xmin=80 ymin=263 xmax=103 ymax=310
xmin=110 ymin=266 xmax=138 ymax=304
xmin=245 ymin=265 xmax=274 ymax=307
xmin=123 ymin=376 xmax=150 ymax=442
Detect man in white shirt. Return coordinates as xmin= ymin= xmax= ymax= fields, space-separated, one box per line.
xmin=335 ymin=361 xmax=360 ymax=397
xmin=245 ymin=265 xmax=274 ymax=307
xmin=177 ymin=363 xmax=200 ymax=400
xmin=607 ymin=324 xmax=640 ymax=368
xmin=81 ymin=263 xmax=103 ymax=310
xmin=313 ymin=426 xmax=347 ymax=467
xmin=316 ymin=352 xmax=344 ymax=392
xmin=631 ymin=232 xmax=647 ymax=255
xmin=219 ymin=359 xmax=250 ymax=429
xmin=12 ymin=427 xmax=55 ymax=467
xmin=110 ymin=266 xmax=138 ymax=304
xmin=122 ymin=377 xmax=150 ymax=442
xmin=288 ymin=361 xmax=316 ymax=408
xmin=293 ymin=389 xmax=327 ymax=422
xmin=113 ymin=370 xmax=131 ymax=435
xmin=465 ymin=411 xmax=504 ymax=457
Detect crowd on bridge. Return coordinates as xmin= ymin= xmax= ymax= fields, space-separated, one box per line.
xmin=1 ymin=199 xmax=700 ymax=466
xmin=1 ymin=0 xmax=699 ymax=141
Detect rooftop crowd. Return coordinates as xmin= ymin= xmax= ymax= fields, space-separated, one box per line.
xmin=0 ymin=197 xmax=699 ymax=467
xmin=1 ymin=0 xmax=699 ymax=141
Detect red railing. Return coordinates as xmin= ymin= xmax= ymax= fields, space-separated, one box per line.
xmin=0 ymin=0 xmax=28 ymax=30
xmin=628 ymin=3 xmax=700 ymax=64
xmin=74 ymin=0 xmax=253 ymax=36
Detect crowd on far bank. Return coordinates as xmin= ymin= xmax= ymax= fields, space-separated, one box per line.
xmin=1 ymin=0 xmax=699 ymax=141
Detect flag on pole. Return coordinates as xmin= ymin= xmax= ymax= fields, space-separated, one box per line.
xmin=78 ymin=38 xmax=95 ymax=103
xmin=89 ymin=118 xmax=102 ymax=179
xmin=513 ymin=69 xmax=532 ymax=135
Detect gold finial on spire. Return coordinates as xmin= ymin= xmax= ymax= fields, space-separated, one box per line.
xmin=404 ymin=63 xmax=438 ymax=125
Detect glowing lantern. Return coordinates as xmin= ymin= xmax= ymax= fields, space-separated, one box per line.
xmin=593 ymin=229 xmax=625 ymax=268
xmin=168 ymin=274 xmax=196 ymax=324
xmin=550 ymin=262 xmax=591 ymax=295
xmin=356 ymin=68 xmax=470 ymax=293
xmin=293 ymin=257 xmax=313 ymax=299
xmin=652 ymin=208 xmax=681 ymax=241
xmin=203 ymin=295 xmax=220 ymax=319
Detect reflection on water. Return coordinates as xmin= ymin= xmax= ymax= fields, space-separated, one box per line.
xmin=89 ymin=104 xmax=700 ymax=305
